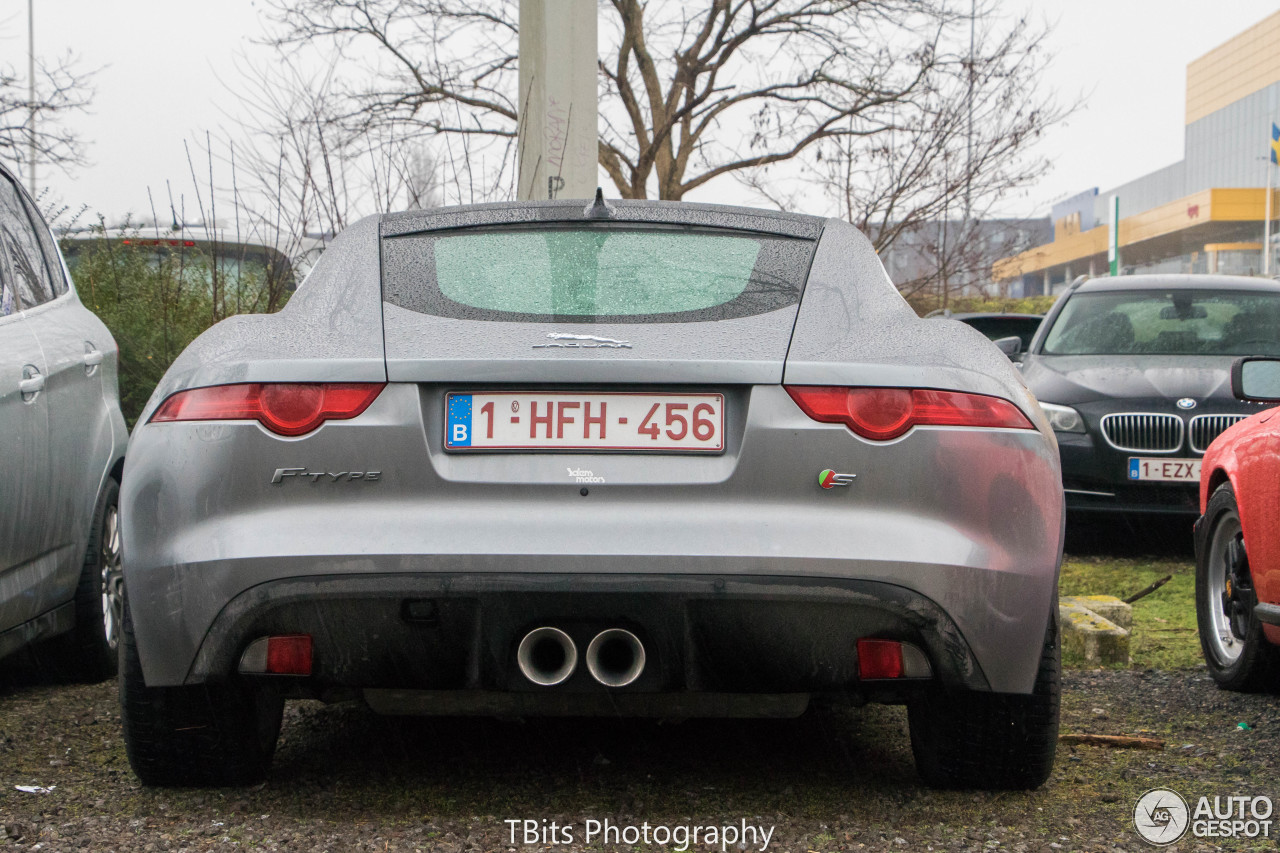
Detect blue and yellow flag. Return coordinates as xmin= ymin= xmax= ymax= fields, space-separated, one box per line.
xmin=1272 ymin=123 xmax=1280 ymax=165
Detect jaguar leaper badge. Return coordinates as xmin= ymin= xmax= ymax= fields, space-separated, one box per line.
xmin=534 ymin=333 xmax=632 ymax=349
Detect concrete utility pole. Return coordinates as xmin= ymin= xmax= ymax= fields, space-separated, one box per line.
xmin=517 ymin=0 xmax=598 ymax=201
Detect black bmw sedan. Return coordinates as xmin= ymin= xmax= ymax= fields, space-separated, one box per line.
xmin=1019 ymin=274 xmax=1280 ymax=516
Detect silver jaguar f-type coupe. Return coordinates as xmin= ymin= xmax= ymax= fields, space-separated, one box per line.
xmin=119 ymin=196 xmax=1064 ymax=789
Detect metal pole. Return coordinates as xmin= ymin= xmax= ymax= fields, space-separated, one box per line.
xmin=1265 ymin=158 xmax=1273 ymax=276
xmin=962 ymin=0 xmax=974 ymax=296
xmin=1109 ymin=195 xmax=1120 ymax=276
xmin=963 ymin=0 xmax=974 ymax=224
xmin=939 ymin=175 xmax=949 ymax=310
xmin=27 ymin=0 xmax=36 ymax=196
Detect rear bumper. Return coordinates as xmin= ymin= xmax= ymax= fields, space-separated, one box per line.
xmin=128 ymin=546 xmax=1058 ymax=697
xmin=184 ymin=573 xmax=989 ymax=696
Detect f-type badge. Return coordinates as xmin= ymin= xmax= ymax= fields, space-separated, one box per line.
xmin=818 ymin=469 xmax=856 ymax=489
xmin=271 ymin=468 xmax=381 ymax=484
xmin=533 ymin=333 xmax=632 ymax=349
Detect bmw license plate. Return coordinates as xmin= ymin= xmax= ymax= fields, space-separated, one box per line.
xmin=445 ymin=392 xmax=725 ymax=452
xmin=1127 ymin=457 xmax=1201 ymax=482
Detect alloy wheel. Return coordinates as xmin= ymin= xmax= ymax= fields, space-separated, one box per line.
xmin=100 ymin=504 xmax=124 ymax=650
xmin=1205 ymin=512 xmax=1253 ymax=665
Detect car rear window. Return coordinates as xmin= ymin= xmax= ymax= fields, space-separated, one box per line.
xmin=382 ymin=225 xmax=814 ymax=323
xmin=1042 ymin=289 xmax=1280 ymax=356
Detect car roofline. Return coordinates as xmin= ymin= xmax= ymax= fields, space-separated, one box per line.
xmin=936 ymin=312 xmax=1044 ymax=320
xmin=1074 ymin=274 xmax=1280 ymax=293
xmin=379 ymin=198 xmax=825 ymax=240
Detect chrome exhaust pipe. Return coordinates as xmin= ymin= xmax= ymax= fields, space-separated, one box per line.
xmin=585 ymin=628 xmax=646 ymax=687
xmin=516 ymin=627 xmax=578 ymax=686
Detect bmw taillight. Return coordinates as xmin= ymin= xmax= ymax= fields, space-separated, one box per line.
xmin=150 ymin=383 xmax=385 ymax=437
xmin=784 ymin=385 xmax=1033 ymax=441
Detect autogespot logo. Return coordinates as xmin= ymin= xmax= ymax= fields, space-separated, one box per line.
xmin=1133 ymin=788 xmax=1274 ymax=844
xmin=1134 ymin=788 xmax=1190 ymax=845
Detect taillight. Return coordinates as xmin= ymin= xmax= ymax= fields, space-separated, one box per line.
xmin=150 ymin=383 xmax=385 ymax=436
xmin=784 ymin=385 xmax=1032 ymax=441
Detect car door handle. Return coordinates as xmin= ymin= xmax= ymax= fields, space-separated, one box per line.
xmin=19 ymin=367 xmax=44 ymax=396
xmin=82 ymin=342 xmax=104 ymax=377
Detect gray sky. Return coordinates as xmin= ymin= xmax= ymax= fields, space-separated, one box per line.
xmin=11 ymin=0 xmax=1280 ymax=224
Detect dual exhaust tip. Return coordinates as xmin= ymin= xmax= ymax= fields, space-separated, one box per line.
xmin=516 ymin=627 xmax=645 ymax=687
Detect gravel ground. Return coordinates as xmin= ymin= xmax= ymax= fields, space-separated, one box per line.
xmin=1 ymin=665 xmax=1277 ymax=853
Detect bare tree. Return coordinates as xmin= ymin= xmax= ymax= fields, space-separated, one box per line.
xmin=393 ymin=144 xmax=443 ymax=210
xmin=216 ymin=57 xmax=368 ymax=245
xmin=227 ymin=53 xmax=449 ymax=226
xmin=171 ymin=52 xmax=447 ymax=314
xmin=744 ymin=1 xmax=1067 ymax=302
xmin=0 ymin=49 xmax=96 ymax=179
xmin=250 ymin=0 xmax=1065 ymax=304
xmin=259 ymin=0 xmax=1062 ymax=203
xmin=874 ymin=216 xmax=1048 ymax=307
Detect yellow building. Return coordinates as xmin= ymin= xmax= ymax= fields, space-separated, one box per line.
xmin=995 ymin=11 xmax=1280 ymax=294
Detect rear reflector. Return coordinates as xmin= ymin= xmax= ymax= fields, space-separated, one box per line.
xmin=150 ymin=383 xmax=385 ymax=436
xmin=239 ymin=635 xmax=313 ymax=675
xmin=857 ymin=639 xmax=933 ymax=680
xmin=857 ymin=639 xmax=903 ymax=679
xmin=785 ymin=385 xmax=1033 ymax=441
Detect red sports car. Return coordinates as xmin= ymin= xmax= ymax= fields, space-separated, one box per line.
xmin=1196 ymin=356 xmax=1280 ymax=690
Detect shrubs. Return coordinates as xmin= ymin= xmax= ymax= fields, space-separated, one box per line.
xmin=65 ymin=228 xmax=290 ymax=425
xmin=908 ymin=294 xmax=1059 ymax=317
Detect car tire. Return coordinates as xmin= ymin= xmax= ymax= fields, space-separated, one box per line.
xmin=48 ymin=478 xmax=123 ymax=682
xmin=1196 ymin=482 xmax=1280 ymax=692
xmin=119 ymin=594 xmax=284 ymax=787
xmin=907 ymin=611 xmax=1060 ymax=789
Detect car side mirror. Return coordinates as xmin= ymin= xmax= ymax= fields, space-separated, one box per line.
xmin=1232 ymin=356 xmax=1280 ymax=401
xmin=992 ymin=336 xmax=1022 ymax=358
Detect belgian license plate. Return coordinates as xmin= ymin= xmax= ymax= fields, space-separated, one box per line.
xmin=1128 ymin=457 xmax=1201 ymax=482
xmin=445 ymin=392 xmax=725 ymax=451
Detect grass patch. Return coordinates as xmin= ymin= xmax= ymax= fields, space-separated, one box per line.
xmin=1059 ymin=555 xmax=1201 ymax=670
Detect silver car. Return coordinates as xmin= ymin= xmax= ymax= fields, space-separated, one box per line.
xmin=0 ymin=161 xmax=128 ymax=678
xmin=119 ymin=197 xmax=1064 ymax=789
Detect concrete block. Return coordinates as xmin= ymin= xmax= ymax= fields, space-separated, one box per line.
xmin=1060 ymin=601 xmax=1131 ymax=665
xmin=1061 ymin=594 xmax=1133 ymax=631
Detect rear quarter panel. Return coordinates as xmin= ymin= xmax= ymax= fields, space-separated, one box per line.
xmin=784 ymin=219 xmax=1063 ymax=659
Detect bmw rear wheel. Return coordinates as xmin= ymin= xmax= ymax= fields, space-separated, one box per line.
xmin=1196 ymin=482 xmax=1280 ymax=691
xmin=908 ymin=610 xmax=1060 ymax=789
